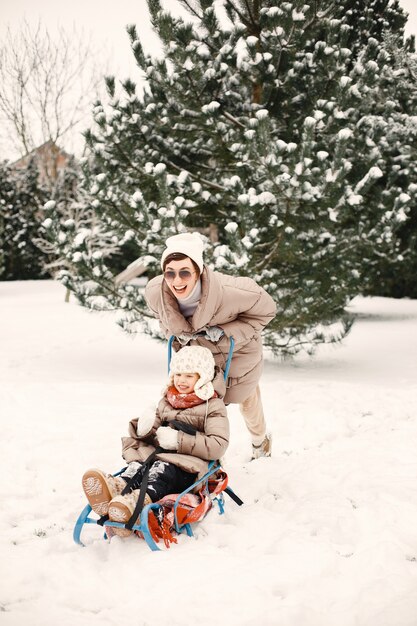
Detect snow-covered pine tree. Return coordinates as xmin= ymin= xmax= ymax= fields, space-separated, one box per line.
xmin=41 ymin=151 xmax=127 ymax=300
xmin=44 ymin=0 xmax=417 ymax=354
xmin=0 ymin=158 xmax=48 ymax=280
xmin=35 ymin=157 xmax=90 ymax=278
xmin=355 ymin=28 xmax=417 ymax=299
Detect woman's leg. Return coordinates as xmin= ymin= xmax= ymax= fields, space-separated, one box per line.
xmin=239 ymin=385 xmax=271 ymax=458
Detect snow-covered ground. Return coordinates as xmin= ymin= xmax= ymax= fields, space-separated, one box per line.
xmin=1 ymin=280 xmax=417 ymax=626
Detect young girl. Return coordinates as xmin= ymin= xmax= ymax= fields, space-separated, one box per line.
xmin=82 ymin=346 xmax=229 ymax=537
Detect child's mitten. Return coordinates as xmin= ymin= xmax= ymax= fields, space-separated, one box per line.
xmin=156 ymin=426 xmax=179 ymax=450
xmin=136 ymin=404 xmax=157 ymax=437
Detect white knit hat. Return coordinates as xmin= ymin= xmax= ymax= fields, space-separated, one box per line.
xmin=169 ymin=346 xmax=215 ymax=400
xmin=161 ymin=232 xmax=204 ymax=273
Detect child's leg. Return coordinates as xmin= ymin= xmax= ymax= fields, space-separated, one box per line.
xmin=107 ymin=461 xmax=196 ymax=538
xmin=146 ymin=460 xmax=197 ymax=502
xmin=108 ymin=491 xmax=152 ymax=538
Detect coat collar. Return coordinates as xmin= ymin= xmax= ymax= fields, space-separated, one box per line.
xmin=160 ymin=267 xmax=222 ymax=332
xmin=190 ymin=267 xmax=222 ymax=329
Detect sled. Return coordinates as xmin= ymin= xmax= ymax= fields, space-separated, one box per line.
xmin=73 ymin=460 xmax=242 ymax=550
xmin=73 ymin=335 xmax=241 ymax=550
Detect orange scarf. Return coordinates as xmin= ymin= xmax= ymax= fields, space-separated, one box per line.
xmin=166 ymin=386 xmax=217 ymax=409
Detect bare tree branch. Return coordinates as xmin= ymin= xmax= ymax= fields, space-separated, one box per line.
xmin=0 ymin=19 xmax=108 ymax=160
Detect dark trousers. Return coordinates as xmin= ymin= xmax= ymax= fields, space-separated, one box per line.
xmin=146 ymin=460 xmax=196 ymax=502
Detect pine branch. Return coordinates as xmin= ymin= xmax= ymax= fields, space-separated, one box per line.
xmin=165 ymin=159 xmax=227 ymax=192
xmin=178 ymin=0 xmax=204 ymax=20
xmin=223 ymin=0 xmax=251 ymax=28
xmin=221 ymin=110 xmax=246 ymax=129
xmin=241 ymin=0 xmax=255 ymax=25
xmin=253 ymin=239 xmax=281 ymax=270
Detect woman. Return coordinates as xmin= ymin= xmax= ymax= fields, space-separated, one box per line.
xmin=145 ymin=232 xmax=277 ymax=459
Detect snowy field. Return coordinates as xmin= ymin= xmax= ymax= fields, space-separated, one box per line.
xmin=1 ymin=280 xmax=417 ymax=626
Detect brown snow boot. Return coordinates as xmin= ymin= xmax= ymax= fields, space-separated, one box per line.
xmin=82 ymin=469 xmax=126 ymax=517
xmin=108 ymin=491 xmax=152 ymax=538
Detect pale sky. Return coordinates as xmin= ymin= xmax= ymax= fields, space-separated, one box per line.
xmin=2 ymin=0 xmax=416 ymax=81
xmin=0 ymin=0 xmax=191 ymax=82
xmin=2 ymin=0 xmax=416 ymax=76
xmin=1 ymin=0 xmax=416 ymax=159
xmin=400 ymin=0 xmax=417 ymax=36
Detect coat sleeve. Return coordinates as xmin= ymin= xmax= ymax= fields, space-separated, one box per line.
xmin=121 ymin=406 xmax=163 ymax=462
xmin=218 ymin=285 xmax=276 ymax=343
xmin=177 ymin=400 xmax=229 ymax=461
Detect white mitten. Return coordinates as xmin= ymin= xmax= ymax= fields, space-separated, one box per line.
xmin=136 ymin=404 xmax=157 ymax=437
xmin=156 ymin=426 xmax=178 ymax=450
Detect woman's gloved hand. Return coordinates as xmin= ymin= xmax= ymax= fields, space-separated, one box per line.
xmin=203 ymin=325 xmax=224 ymax=342
xmin=176 ymin=331 xmax=200 ymax=346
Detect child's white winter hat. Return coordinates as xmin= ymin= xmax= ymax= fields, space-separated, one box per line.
xmin=169 ymin=346 xmax=215 ymax=400
xmin=161 ymin=232 xmax=204 ymax=273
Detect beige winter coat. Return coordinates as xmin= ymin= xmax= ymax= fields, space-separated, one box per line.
xmin=121 ymin=369 xmax=229 ymax=482
xmin=145 ymin=267 xmax=277 ymax=403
